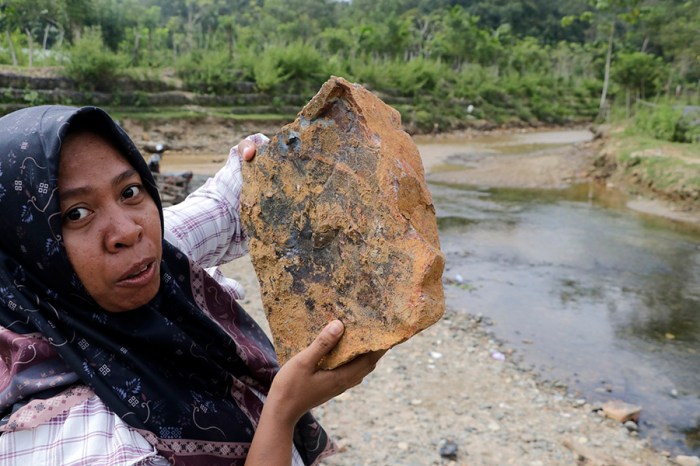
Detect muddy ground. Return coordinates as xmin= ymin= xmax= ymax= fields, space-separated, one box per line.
xmin=125 ymin=118 xmax=693 ymax=465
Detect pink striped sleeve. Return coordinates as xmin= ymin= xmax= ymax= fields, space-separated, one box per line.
xmin=163 ymin=133 xmax=269 ymax=268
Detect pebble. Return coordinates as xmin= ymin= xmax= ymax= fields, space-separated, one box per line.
xmin=226 ymin=150 xmax=680 ymax=466
xmin=624 ymin=421 xmax=639 ymax=432
xmin=676 ymin=456 xmax=700 ymax=466
xmin=439 ymin=440 xmax=458 ymax=460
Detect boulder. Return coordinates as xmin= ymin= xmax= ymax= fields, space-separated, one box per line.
xmin=241 ymin=76 xmax=445 ymax=369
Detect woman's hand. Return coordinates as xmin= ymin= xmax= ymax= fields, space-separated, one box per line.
xmin=245 ymin=320 xmax=385 ymax=465
xmin=269 ymin=320 xmax=385 ymax=426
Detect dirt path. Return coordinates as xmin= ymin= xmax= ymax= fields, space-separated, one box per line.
xmin=133 ymin=119 xmax=689 ymax=465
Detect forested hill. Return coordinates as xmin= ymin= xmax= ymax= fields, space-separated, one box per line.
xmin=0 ymin=0 xmax=698 ymax=132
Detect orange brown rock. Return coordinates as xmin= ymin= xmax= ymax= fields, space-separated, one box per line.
xmin=241 ymin=76 xmax=445 ymax=369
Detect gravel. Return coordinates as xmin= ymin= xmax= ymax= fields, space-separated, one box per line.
xmin=222 ymin=256 xmax=675 ymax=466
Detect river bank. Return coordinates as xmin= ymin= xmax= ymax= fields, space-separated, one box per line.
xmin=225 ymin=255 xmax=681 ymax=466
xmin=140 ymin=119 xmax=696 ymax=465
xmin=415 ymin=127 xmax=700 ymax=232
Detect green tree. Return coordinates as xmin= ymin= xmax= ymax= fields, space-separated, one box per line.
xmin=640 ymin=0 xmax=700 ymax=89
xmin=563 ymin=0 xmax=646 ymax=118
xmin=93 ymin=0 xmax=133 ymax=52
xmin=428 ymin=6 xmax=501 ymax=66
xmin=2 ymin=0 xmax=56 ymax=67
xmin=0 ymin=4 xmax=19 ymax=65
xmin=60 ymin=0 xmax=95 ymax=41
xmin=614 ymin=51 xmax=664 ymax=100
xmin=467 ymin=0 xmax=589 ymax=44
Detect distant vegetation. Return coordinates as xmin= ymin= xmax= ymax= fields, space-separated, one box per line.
xmin=0 ymin=0 xmax=698 ymax=135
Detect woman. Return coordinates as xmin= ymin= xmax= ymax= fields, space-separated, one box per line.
xmin=0 ymin=105 xmax=382 ymax=465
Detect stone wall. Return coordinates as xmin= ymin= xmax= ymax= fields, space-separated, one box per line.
xmin=0 ymin=70 xmax=308 ymax=115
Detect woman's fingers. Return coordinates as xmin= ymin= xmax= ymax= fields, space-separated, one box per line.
xmin=299 ymin=321 xmax=386 ymax=381
xmin=332 ymin=350 xmax=386 ymax=388
xmin=237 ymin=139 xmax=257 ymax=161
xmin=297 ymin=320 xmax=345 ymax=367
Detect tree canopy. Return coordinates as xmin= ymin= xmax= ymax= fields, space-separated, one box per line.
xmin=0 ymin=0 xmax=697 ymax=130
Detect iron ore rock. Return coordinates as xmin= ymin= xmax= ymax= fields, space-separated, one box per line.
xmin=241 ymin=76 xmax=445 ymax=369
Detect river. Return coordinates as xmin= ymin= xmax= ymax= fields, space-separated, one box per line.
xmin=419 ymin=130 xmax=700 ymax=456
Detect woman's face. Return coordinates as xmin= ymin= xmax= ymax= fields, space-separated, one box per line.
xmin=58 ymin=131 xmax=162 ymax=312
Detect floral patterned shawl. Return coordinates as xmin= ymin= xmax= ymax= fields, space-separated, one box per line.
xmin=0 ymin=105 xmax=332 ymax=465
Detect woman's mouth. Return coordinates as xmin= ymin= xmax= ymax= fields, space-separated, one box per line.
xmin=127 ymin=264 xmax=148 ymax=278
xmin=118 ymin=260 xmax=157 ymax=286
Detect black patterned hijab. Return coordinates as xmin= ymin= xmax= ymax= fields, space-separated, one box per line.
xmin=0 ymin=105 xmax=332 ymax=464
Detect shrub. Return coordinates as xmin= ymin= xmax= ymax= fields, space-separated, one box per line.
xmin=235 ymin=42 xmax=330 ymax=95
xmin=175 ymin=49 xmax=243 ymax=94
xmin=251 ymin=51 xmax=290 ymax=92
xmin=633 ymin=103 xmax=683 ymax=142
xmin=63 ymin=28 xmax=126 ymax=91
xmin=342 ymin=57 xmax=392 ymax=90
xmin=390 ymin=58 xmax=451 ymax=97
xmin=675 ymin=109 xmax=700 ymax=143
xmin=272 ymin=41 xmax=328 ymax=94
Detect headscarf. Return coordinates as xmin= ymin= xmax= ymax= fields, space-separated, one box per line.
xmin=0 ymin=105 xmax=332 ymax=464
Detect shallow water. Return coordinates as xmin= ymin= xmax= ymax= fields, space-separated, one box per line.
xmin=426 ymin=131 xmax=700 ymax=455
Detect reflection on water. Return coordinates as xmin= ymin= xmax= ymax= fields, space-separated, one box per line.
xmin=427 ymin=132 xmax=700 ymax=455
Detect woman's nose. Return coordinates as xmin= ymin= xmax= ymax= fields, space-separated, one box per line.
xmin=104 ymin=210 xmax=144 ymax=252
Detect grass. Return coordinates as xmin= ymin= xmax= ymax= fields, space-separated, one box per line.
xmin=609 ymin=126 xmax=700 ymax=196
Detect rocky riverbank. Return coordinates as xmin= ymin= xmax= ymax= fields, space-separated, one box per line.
xmin=146 ymin=118 xmax=696 ymax=465
xmin=222 ymin=255 xmax=686 ymax=466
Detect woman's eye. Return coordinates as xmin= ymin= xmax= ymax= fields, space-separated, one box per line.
xmin=64 ymin=207 xmax=90 ymax=222
xmin=123 ymin=185 xmax=142 ymax=199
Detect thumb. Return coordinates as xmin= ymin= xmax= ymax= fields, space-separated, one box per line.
xmin=300 ymin=320 xmax=344 ymax=366
xmin=237 ymin=140 xmax=256 ymax=161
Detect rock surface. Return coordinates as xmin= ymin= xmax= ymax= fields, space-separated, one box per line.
xmin=602 ymin=400 xmax=643 ymax=423
xmin=240 ymin=76 xmax=445 ymax=368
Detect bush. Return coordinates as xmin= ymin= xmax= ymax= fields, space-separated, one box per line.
xmin=675 ymin=108 xmax=700 ymax=143
xmin=251 ymin=51 xmax=290 ymax=92
xmin=176 ymin=42 xmax=334 ymax=97
xmin=63 ymin=28 xmax=126 ymax=91
xmin=382 ymin=58 xmax=448 ymax=97
xmin=342 ymin=57 xmax=392 ymax=90
xmin=452 ymin=64 xmax=490 ymax=101
xmin=633 ymin=103 xmax=683 ymax=142
xmin=175 ymin=49 xmax=242 ymax=94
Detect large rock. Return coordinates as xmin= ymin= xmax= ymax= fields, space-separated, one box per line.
xmin=241 ymin=76 xmax=445 ymax=369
